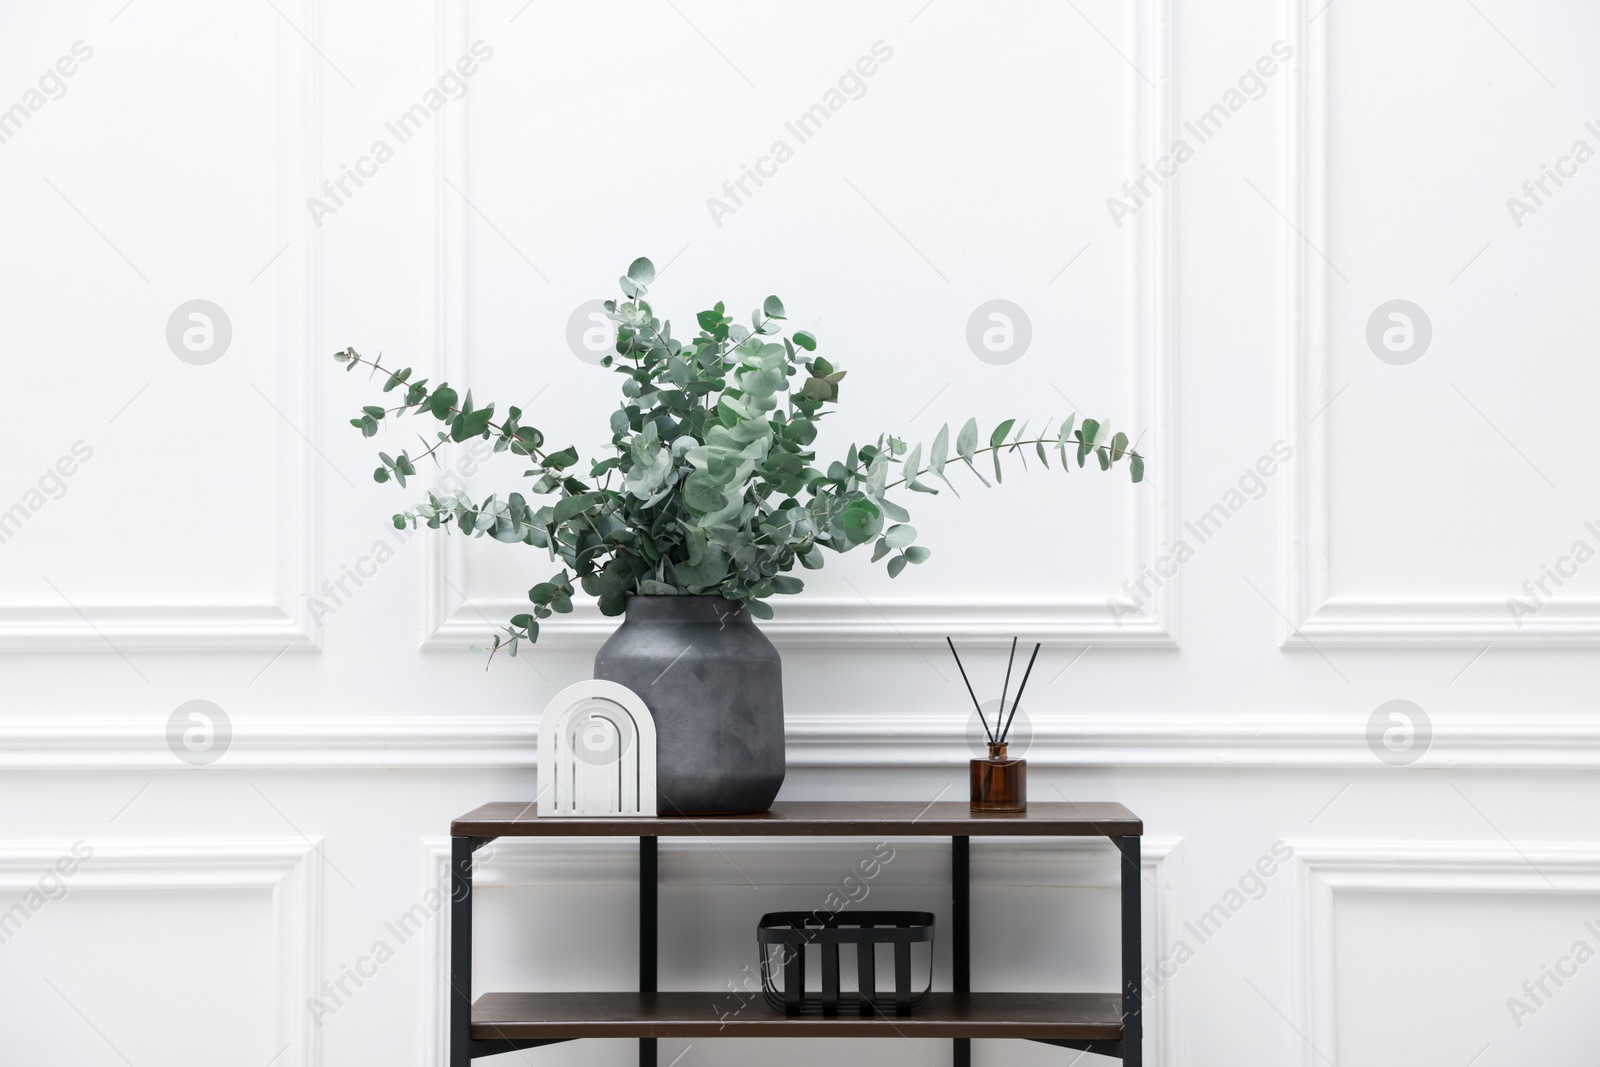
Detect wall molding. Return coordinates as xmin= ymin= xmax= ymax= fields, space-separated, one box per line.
xmin=0 ymin=837 xmax=322 ymax=1066
xmin=1285 ymin=839 xmax=1600 ymax=1067
xmin=1282 ymin=595 xmax=1600 ymax=647
xmin=0 ymin=600 xmax=317 ymax=652
xmin=425 ymin=597 xmax=1175 ymax=652
xmin=13 ymin=711 xmax=1600 ymax=769
xmin=419 ymin=0 xmax=1178 ymax=651
xmin=0 ymin=0 xmax=322 ymax=653
xmin=1275 ymin=0 xmax=1327 ymax=650
xmin=1273 ymin=0 xmax=1584 ymax=647
xmin=419 ymin=834 xmax=1180 ymax=1066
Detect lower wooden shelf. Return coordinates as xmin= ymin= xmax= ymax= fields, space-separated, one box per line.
xmin=471 ymin=991 xmax=1123 ymax=1041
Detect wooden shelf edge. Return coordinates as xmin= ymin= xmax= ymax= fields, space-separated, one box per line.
xmin=470 ymin=990 xmax=1124 ymax=1041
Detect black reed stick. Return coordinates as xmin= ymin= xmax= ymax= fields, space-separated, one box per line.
xmin=996 ymin=637 xmax=1018 ymax=737
xmin=998 ymin=642 xmax=1041 ymax=745
xmin=945 ymin=637 xmax=993 ymax=744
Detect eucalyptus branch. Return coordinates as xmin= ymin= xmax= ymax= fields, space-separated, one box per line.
xmin=337 ymin=349 xmax=554 ymax=463
xmin=882 ymin=437 xmax=1142 ymax=491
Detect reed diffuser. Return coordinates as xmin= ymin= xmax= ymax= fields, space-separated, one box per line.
xmin=947 ymin=636 xmax=1039 ymax=813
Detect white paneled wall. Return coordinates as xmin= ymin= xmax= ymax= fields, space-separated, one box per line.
xmin=2 ymin=2 xmax=1599 ymax=1065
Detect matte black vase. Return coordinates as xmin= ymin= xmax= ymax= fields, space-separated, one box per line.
xmin=593 ymin=595 xmax=785 ymax=814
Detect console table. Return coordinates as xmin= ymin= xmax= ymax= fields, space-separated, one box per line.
xmin=449 ymin=800 xmax=1143 ymax=1066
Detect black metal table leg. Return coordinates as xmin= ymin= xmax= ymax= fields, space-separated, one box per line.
xmin=1120 ymin=835 xmax=1142 ymax=1067
xmin=449 ymin=836 xmax=572 ymax=1062
xmin=641 ymin=836 xmax=657 ymax=1067
xmin=953 ymin=835 xmax=970 ymax=1067
xmin=450 ymin=836 xmax=474 ymax=1067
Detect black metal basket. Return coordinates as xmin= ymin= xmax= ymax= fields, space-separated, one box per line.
xmin=756 ymin=911 xmax=935 ymax=1016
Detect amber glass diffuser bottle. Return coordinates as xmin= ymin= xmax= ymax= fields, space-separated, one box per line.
xmin=970 ymin=741 xmax=1026 ymax=812
xmin=948 ymin=636 xmax=1038 ymax=814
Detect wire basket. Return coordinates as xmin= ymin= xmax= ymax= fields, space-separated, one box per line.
xmin=756 ymin=911 xmax=934 ymax=1016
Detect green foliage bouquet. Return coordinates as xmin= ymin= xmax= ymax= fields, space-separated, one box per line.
xmin=334 ymin=258 xmax=1143 ymax=657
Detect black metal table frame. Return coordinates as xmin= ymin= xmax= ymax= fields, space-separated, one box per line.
xmin=449 ymin=832 xmax=1142 ymax=1066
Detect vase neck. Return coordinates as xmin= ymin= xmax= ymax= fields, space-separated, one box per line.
xmin=987 ymin=742 xmax=1008 ymax=760
xmin=623 ymin=594 xmax=748 ymax=624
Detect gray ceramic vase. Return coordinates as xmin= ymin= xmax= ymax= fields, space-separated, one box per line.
xmin=593 ymin=595 xmax=785 ymax=814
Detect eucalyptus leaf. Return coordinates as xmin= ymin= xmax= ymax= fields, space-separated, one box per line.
xmin=956 ymin=418 xmax=978 ymax=461
xmin=885 ymin=524 xmax=917 ymax=549
xmin=839 ymin=500 xmax=883 ymax=544
xmin=929 ymin=425 xmax=949 ymax=476
xmin=627 ymin=257 xmax=656 ymax=286
xmin=904 ymin=443 xmax=923 ymax=483
xmin=552 ymin=492 xmax=603 ymax=522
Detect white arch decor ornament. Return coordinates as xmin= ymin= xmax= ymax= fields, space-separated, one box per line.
xmin=537 ymin=680 xmax=657 ymax=818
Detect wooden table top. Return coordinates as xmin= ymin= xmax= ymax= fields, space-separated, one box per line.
xmin=452 ymin=800 xmax=1141 ymax=838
